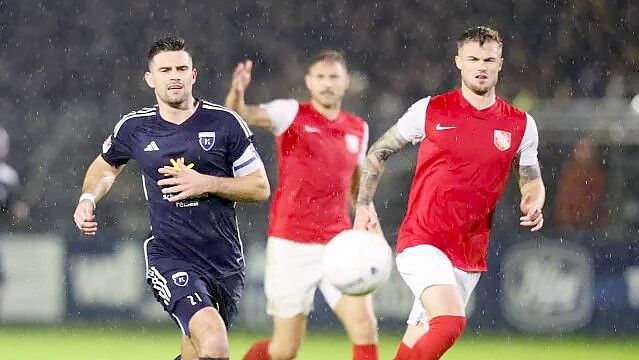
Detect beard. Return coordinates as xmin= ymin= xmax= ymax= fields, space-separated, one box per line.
xmin=160 ymin=89 xmax=190 ymax=108
xmin=462 ymin=76 xmax=497 ymax=96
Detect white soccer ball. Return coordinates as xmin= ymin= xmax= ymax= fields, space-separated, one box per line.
xmin=323 ymin=229 xmax=393 ymax=296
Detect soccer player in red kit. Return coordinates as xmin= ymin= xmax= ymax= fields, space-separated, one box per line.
xmin=225 ymin=51 xmax=379 ymax=360
xmin=354 ymin=26 xmax=546 ymax=360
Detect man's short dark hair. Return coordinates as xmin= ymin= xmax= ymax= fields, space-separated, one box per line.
xmin=457 ymin=26 xmax=503 ymax=48
xmin=307 ymin=50 xmax=348 ymax=72
xmin=148 ymin=36 xmax=190 ymax=63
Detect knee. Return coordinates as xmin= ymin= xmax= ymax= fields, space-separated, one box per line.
xmin=269 ymin=340 xmax=301 ymax=360
xmin=189 ymin=307 xmax=229 ymax=356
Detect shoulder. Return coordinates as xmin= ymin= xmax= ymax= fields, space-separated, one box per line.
xmin=497 ymin=97 xmax=527 ymax=120
xmin=429 ymin=89 xmax=458 ymax=105
xmin=112 ymin=106 xmax=157 ymax=138
xmin=200 ymin=100 xmax=252 ymax=137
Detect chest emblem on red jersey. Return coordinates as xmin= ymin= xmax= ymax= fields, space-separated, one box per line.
xmin=493 ymin=130 xmax=512 ymax=151
xmin=198 ymin=131 xmax=216 ymax=151
xmin=344 ymin=133 xmax=360 ymax=154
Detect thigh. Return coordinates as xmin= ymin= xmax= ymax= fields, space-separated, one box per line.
xmin=264 ymin=237 xmax=324 ymax=317
xmin=396 ymin=245 xmax=462 ymax=325
xmin=146 ymin=256 xmax=217 ymax=336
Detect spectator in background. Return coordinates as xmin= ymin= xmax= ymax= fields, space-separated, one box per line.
xmin=0 ymin=126 xmax=29 ymax=318
xmin=554 ymin=137 xmax=607 ymax=233
xmin=0 ymin=127 xmax=29 ymax=225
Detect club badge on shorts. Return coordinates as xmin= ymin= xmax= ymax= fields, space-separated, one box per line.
xmin=344 ymin=133 xmax=360 ymax=154
xmin=198 ymin=132 xmax=216 ymax=151
xmin=493 ymin=129 xmax=511 ymax=151
xmin=172 ymin=271 xmax=189 ymax=287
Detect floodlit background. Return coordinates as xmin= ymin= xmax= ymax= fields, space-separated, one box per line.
xmin=0 ymin=1 xmax=638 ymax=358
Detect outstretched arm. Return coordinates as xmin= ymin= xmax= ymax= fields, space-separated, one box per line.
xmin=354 ymin=125 xmax=410 ymax=230
xmin=224 ymin=60 xmax=274 ymax=130
xmin=73 ymin=155 xmax=124 ymax=235
xmin=516 ymin=162 xmax=546 ymax=231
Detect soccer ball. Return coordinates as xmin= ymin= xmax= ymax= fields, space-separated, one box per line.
xmin=323 ymin=229 xmax=393 ymax=296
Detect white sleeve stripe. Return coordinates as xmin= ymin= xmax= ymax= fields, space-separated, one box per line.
xmin=113 ymin=111 xmax=156 ymax=138
xmin=202 ymin=104 xmax=253 ymax=138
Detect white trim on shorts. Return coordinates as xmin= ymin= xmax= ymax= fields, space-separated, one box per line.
xmin=264 ymin=236 xmax=343 ymax=318
xmin=396 ymin=244 xmax=481 ymax=326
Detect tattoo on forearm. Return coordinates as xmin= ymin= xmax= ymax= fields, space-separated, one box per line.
xmin=518 ymin=163 xmax=541 ymax=187
xmin=357 ymin=126 xmax=409 ymax=205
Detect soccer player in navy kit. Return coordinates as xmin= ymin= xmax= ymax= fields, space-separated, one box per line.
xmin=73 ymin=37 xmax=270 ymax=360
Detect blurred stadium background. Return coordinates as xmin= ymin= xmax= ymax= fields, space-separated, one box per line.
xmin=1 ymin=0 xmax=638 ymax=358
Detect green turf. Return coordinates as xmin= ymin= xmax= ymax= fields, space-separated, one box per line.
xmin=0 ymin=325 xmax=637 ymax=359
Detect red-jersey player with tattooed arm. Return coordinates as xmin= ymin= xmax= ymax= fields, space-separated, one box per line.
xmin=354 ymin=26 xmax=545 ymax=360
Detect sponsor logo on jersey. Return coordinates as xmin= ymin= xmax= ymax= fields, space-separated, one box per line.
xmin=172 ymin=271 xmax=189 ymax=287
xmin=102 ymin=136 xmax=112 ymax=153
xmin=345 ymin=133 xmax=360 ymax=154
xmin=493 ymin=129 xmax=511 ymax=151
xmin=198 ymin=132 xmax=216 ymax=151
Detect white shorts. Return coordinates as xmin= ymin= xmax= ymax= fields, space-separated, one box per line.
xmin=264 ymin=236 xmax=342 ymax=318
xmin=396 ymin=244 xmax=481 ymax=326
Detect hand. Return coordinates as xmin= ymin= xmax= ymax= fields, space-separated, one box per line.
xmin=74 ymin=200 xmax=97 ymax=235
xmin=520 ymin=193 xmax=544 ymax=231
xmin=354 ymin=203 xmax=384 ymax=237
xmin=231 ymin=60 xmax=253 ymax=93
xmin=157 ymin=161 xmax=215 ymax=202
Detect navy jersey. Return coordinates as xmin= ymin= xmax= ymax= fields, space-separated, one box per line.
xmin=101 ymin=100 xmax=264 ymax=277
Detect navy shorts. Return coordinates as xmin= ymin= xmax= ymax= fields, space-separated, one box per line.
xmin=145 ymin=243 xmax=244 ymax=336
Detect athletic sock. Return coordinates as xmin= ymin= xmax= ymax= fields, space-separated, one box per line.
xmin=410 ymin=315 xmax=466 ymax=360
xmin=242 ymin=339 xmax=271 ymax=360
xmin=199 ymin=358 xmax=229 ymax=360
xmin=353 ymin=343 xmax=378 ymax=360
xmin=393 ymin=342 xmax=412 ymax=360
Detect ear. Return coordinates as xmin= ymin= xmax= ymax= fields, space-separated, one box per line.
xmin=498 ymin=57 xmax=504 ymax=71
xmin=144 ymin=71 xmax=155 ymax=89
xmin=454 ymin=55 xmax=462 ymax=71
xmin=345 ymin=73 xmax=351 ymax=90
xmin=192 ymin=68 xmax=198 ymax=85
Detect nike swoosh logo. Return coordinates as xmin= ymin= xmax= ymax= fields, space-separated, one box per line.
xmin=435 ymin=124 xmax=456 ymax=130
xmin=304 ymin=125 xmax=321 ymax=133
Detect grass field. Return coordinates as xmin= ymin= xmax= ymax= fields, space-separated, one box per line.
xmin=1 ymin=324 xmax=637 ymax=359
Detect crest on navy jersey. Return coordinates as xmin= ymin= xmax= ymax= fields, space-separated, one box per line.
xmin=344 ymin=133 xmax=360 ymax=154
xmin=198 ymin=132 xmax=216 ymax=151
xmin=172 ymin=271 xmax=189 ymax=287
xmin=493 ymin=130 xmax=511 ymax=151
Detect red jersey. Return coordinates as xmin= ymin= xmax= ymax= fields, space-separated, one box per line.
xmin=396 ymin=89 xmax=539 ymax=271
xmin=262 ymin=100 xmax=368 ymax=244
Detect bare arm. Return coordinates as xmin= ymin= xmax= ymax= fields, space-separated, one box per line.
xmin=158 ymin=165 xmax=270 ymax=203
xmin=224 ymin=60 xmax=275 ymax=130
xmin=353 ymin=125 xmax=410 ymax=231
xmin=357 ymin=125 xmax=411 ymax=206
xmin=349 ymin=165 xmax=361 ymax=211
xmin=73 ymin=155 xmax=124 ymax=235
xmin=81 ymin=155 xmax=124 ymax=201
xmin=516 ymin=162 xmax=546 ymax=231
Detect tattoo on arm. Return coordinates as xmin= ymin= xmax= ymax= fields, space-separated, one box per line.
xmin=517 ymin=163 xmax=542 ymax=188
xmin=357 ymin=125 xmax=410 ymax=206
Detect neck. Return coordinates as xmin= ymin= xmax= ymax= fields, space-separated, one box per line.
xmin=460 ymin=83 xmax=496 ymax=110
xmin=310 ymin=99 xmax=341 ymax=120
xmin=158 ymin=97 xmax=197 ymax=124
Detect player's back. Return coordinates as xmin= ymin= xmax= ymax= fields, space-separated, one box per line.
xmin=102 ymin=100 xmax=262 ymax=277
xmin=269 ymin=102 xmax=367 ymax=244
xmin=398 ymin=89 xmax=529 ymax=271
